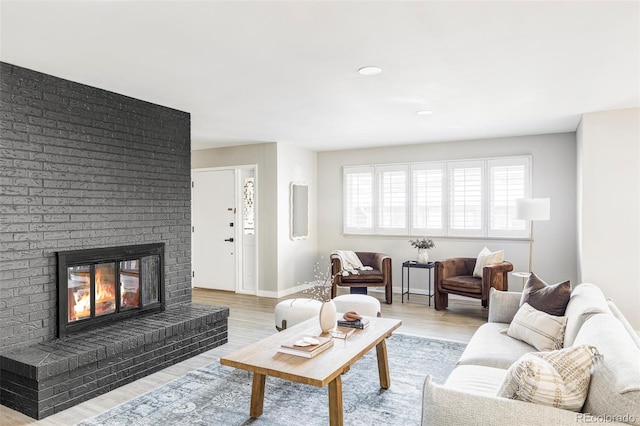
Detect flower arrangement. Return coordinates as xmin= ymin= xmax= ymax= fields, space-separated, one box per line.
xmin=301 ymin=259 xmax=342 ymax=302
xmin=409 ymin=237 xmax=435 ymax=249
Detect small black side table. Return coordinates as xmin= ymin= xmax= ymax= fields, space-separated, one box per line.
xmin=401 ymin=261 xmax=435 ymax=306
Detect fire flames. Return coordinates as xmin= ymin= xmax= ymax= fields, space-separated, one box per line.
xmin=71 ymin=268 xmax=116 ymax=321
xmin=72 ymin=288 xmax=90 ymax=320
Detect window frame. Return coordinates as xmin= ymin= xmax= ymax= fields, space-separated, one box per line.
xmin=342 ymin=165 xmax=374 ymax=234
xmin=447 ymin=160 xmax=484 ymax=237
xmin=487 ymin=157 xmax=532 ymax=237
xmin=410 ymin=162 xmax=445 ymax=236
xmin=375 ymin=164 xmax=409 ymax=235
xmin=342 ymin=155 xmax=532 ymax=239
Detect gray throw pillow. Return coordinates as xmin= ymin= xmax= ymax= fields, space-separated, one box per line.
xmin=520 ymin=272 xmax=571 ymax=316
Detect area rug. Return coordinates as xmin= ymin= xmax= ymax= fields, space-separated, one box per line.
xmin=78 ymin=334 xmax=465 ymax=426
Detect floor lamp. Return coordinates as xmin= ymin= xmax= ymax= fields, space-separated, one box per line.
xmin=516 ymin=198 xmax=551 ymax=273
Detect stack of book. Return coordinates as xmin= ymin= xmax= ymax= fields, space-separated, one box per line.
xmin=337 ymin=318 xmax=370 ymax=329
xmin=277 ymin=336 xmax=334 ymax=358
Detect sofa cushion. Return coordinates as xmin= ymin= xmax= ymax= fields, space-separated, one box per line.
xmin=507 ymin=303 xmax=567 ymax=351
xmin=445 ymin=365 xmax=508 ymax=395
xmin=457 ymin=322 xmax=535 ymax=369
xmin=473 ymin=247 xmax=504 ymax=278
xmin=422 ymin=375 xmax=593 ymax=426
xmin=520 ymin=272 xmax=571 ymax=316
xmin=488 ymin=288 xmax=522 ymax=323
xmin=563 ymin=283 xmax=612 ymax=347
xmin=497 ymin=345 xmax=599 ymax=412
xmin=574 ymin=314 xmax=640 ymax=425
xmin=607 ymin=299 xmax=640 ymax=349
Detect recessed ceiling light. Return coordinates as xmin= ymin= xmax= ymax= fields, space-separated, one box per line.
xmin=417 ymin=110 xmax=433 ymax=115
xmin=358 ymin=66 xmax=382 ymax=76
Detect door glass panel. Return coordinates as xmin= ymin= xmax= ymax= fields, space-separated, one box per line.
xmin=68 ymin=265 xmax=91 ymax=322
xmin=120 ymin=259 xmax=140 ymax=310
xmin=243 ymin=177 xmax=255 ymax=235
xmin=141 ymin=255 xmax=160 ymax=305
xmin=95 ymin=262 xmax=116 ymax=316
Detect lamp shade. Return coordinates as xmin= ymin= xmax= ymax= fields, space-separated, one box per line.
xmin=516 ymin=198 xmax=550 ymax=221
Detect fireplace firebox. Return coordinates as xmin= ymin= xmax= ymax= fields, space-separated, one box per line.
xmin=57 ymin=243 xmax=165 ymax=337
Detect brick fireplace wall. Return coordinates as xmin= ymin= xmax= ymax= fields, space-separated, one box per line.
xmin=0 ymin=62 xmax=192 ymax=352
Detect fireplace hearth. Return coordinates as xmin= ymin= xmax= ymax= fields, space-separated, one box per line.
xmin=1 ymin=303 xmax=229 ymax=419
xmin=57 ymin=243 xmax=165 ymax=337
xmin=3 ymin=242 xmax=231 ymax=420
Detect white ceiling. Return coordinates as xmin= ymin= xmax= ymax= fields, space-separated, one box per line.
xmin=1 ymin=1 xmax=638 ymax=152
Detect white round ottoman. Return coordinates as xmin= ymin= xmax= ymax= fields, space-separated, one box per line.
xmin=274 ymin=298 xmax=322 ymax=331
xmin=333 ymin=294 xmax=381 ymax=317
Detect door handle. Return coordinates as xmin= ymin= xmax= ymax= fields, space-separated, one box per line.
xmin=224 ymin=238 xmax=234 ymax=242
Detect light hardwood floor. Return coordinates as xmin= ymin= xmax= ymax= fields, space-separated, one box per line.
xmin=2 ymin=289 xmax=487 ymax=426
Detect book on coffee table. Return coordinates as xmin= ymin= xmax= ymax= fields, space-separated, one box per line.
xmin=277 ymin=335 xmax=334 ymax=358
xmin=336 ymin=318 xmax=370 ymax=329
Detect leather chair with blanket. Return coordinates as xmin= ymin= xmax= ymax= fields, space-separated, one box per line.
xmin=330 ymin=251 xmax=393 ymax=304
xmin=434 ymin=257 xmax=513 ymax=310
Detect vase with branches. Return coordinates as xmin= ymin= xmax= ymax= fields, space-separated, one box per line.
xmin=409 ymin=238 xmax=435 ymax=264
xmin=301 ymin=259 xmax=341 ymax=332
xmin=301 ymin=259 xmax=340 ymax=302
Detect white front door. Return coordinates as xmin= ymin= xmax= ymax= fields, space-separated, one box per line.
xmin=192 ymin=169 xmax=236 ymax=291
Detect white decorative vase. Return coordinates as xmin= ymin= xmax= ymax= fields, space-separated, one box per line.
xmin=417 ymin=248 xmax=429 ymax=264
xmin=319 ymin=300 xmax=337 ymax=333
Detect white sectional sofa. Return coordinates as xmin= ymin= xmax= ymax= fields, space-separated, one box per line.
xmin=422 ymin=283 xmax=640 ymax=425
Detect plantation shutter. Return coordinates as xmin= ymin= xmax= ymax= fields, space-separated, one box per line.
xmin=488 ymin=157 xmax=530 ymax=237
xmin=411 ymin=163 xmax=444 ymax=235
xmin=343 ymin=166 xmax=374 ymax=234
xmin=376 ymin=165 xmax=408 ymax=234
xmin=343 ymin=156 xmax=531 ymax=237
xmin=448 ymin=161 xmax=483 ymax=236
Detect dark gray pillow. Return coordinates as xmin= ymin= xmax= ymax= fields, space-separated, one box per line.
xmin=520 ymin=272 xmax=571 ymax=316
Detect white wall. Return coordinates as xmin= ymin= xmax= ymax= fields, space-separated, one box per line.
xmin=317 ymin=133 xmax=578 ymax=295
xmin=577 ymin=107 xmax=640 ymax=329
xmin=192 ymin=142 xmax=319 ymax=297
xmin=192 ymin=143 xmax=279 ymax=293
xmin=276 ymin=143 xmax=318 ymax=293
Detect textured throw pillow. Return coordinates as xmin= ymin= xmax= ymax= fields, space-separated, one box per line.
xmin=520 ymin=272 xmax=571 ymax=316
xmin=497 ymin=345 xmax=601 ymax=412
xmin=472 ymin=247 xmax=504 ymax=278
xmin=507 ymin=303 xmax=567 ymax=351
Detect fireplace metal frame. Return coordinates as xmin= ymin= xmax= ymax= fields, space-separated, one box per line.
xmin=57 ymin=243 xmax=165 ymax=337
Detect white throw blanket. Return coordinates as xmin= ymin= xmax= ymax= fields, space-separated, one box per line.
xmin=331 ymin=250 xmax=373 ymax=275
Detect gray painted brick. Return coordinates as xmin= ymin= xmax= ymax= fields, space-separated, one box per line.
xmin=0 ymin=62 xmax=191 ymax=352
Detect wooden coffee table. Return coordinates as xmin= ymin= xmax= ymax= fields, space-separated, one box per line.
xmin=220 ymin=316 xmax=402 ymax=426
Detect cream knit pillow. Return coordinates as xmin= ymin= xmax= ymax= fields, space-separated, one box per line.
xmin=497 ymin=345 xmax=600 ymax=412
xmin=507 ymin=303 xmax=567 ymax=351
xmin=472 ymin=247 xmax=504 ymax=278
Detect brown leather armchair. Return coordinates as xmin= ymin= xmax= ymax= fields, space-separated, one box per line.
xmin=434 ymin=258 xmax=512 ymax=310
xmin=330 ymin=252 xmax=392 ymax=304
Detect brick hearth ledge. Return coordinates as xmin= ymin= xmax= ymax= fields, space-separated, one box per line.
xmin=0 ymin=303 xmax=229 ymax=419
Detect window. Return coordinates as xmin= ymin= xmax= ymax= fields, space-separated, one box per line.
xmin=488 ymin=158 xmax=530 ymax=237
xmin=343 ymin=156 xmax=531 ymax=238
xmin=376 ymin=165 xmax=408 ymax=234
xmin=448 ymin=161 xmax=483 ymax=236
xmin=411 ymin=163 xmax=443 ymax=234
xmin=343 ymin=166 xmax=373 ymax=234
xmin=243 ymin=177 xmax=255 ymax=235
